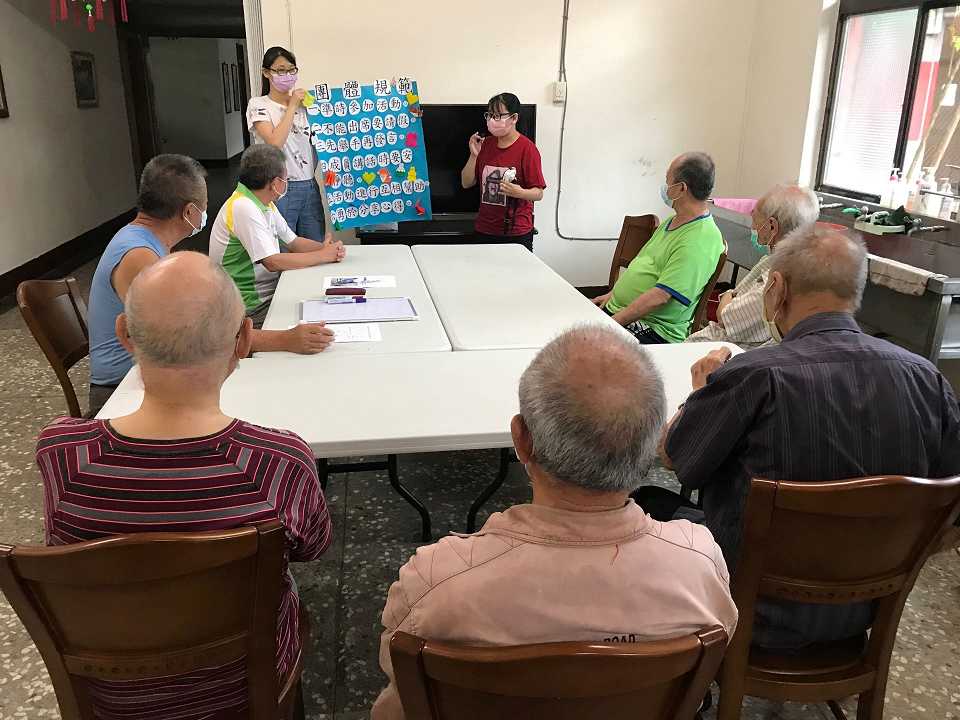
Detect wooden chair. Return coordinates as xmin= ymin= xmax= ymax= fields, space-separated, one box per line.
xmin=0 ymin=521 xmax=307 ymax=720
xmin=390 ymin=625 xmax=728 ymax=720
xmin=17 ymin=278 xmax=89 ymax=418
xmin=607 ymin=215 xmax=659 ymax=290
xmin=718 ymin=475 xmax=960 ymax=720
xmin=690 ymin=246 xmax=728 ymax=333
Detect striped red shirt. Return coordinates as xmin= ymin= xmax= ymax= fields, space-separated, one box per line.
xmin=36 ymin=417 xmax=333 ymax=720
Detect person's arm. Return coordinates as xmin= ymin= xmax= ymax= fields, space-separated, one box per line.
xmin=592 ymin=290 xmax=613 ymax=307
xmin=461 ymin=133 xmax=484 ymax=189
xmin=250 ymin=89 xmax=305 ymax=148
xmin=251 ymin=324 xmax=334 ymax=355
xmin=287 ymin=236 xmax=344 ymax=256
xmin=500 ymin=183 xmax=544 ymax=202
xmin=611 ymin=287 xmax=671 ymax=326
xmin=110 ymin=247 xmax=162 ymax=301
xmin=662 ymin=358 xmax=763 ymax=489
xmin=261 ymin=248 xmax=342 ymax=272
xmin=277 ymin=436 xmax=333 ymax=562
xmin=713 ymin=279 xmax=770 ymax=342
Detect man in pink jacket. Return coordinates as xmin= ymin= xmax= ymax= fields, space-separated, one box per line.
xmin=371 ymin=325 xmax=738 ymax=719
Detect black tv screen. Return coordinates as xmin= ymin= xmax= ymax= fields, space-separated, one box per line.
xmin=420 ymin=104 xmax=537 ymax=216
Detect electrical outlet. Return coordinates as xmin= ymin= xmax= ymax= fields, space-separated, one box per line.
xmin=553 ymin=81 xmax=567 ymax=104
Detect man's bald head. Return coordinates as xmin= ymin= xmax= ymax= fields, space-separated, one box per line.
xmin=755 ymin=184 xmax=820 ymax=241
xmin=518 ymin=325 xmax=666 ymax=493
xmin=124 ymin=252 xmax=245 ymax=368
xmin=769 ymin=227 xmax=868 ymax=311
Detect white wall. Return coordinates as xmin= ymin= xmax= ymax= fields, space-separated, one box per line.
xmin=738 ymin=0 xmax=831 ymax=196
xmin=150 ymin=37 xmax=246 ymax=161
xmin=261 ymin=0 xmax=830 ymax=286
xmin=0 ymin=0 xmax=136 ymax=275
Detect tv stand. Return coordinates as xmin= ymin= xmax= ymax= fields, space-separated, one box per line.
xmin=356 ymin=213 xmax=536 ymax=250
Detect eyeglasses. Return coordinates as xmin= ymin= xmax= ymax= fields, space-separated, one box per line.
xmin=268 ymin=66 xmax=298 ymax=76
xmin=483 ymin=112 xmax=516 ymax=121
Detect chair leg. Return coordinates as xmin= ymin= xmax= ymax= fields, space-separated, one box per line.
xmin=855 ymin=688 xmax=885 ymax=720
xmin=827 ymin=699 xmax=848 ymax=720
xmin=293 ymin=682 xmax=305 ymax=720
xmin=716 ymin=665 xmax=746 ymax=720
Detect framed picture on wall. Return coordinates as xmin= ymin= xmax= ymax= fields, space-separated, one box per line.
xmin=0 ymin=64 xmax=9 ymax=119
xmin=222 ymin=62 xmax=232 ymax=113
xmin=231 ymin=64 xmax=241 ymax=112
xmin=71 ymin=52 xmax=98 ymax=109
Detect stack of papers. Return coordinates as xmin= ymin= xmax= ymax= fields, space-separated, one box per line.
xmin=301 ymin=297 xmax=418 ymax=323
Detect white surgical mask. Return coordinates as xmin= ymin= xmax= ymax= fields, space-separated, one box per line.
xmin=660 ymin=182 xmax=681 ymax=209
xmin=184 ymin=204 xmax=207 ymax=237
xmin=276 ymin=178 xmax=288 ymax=201
xmin=762 ymin=283 xmax=784 ymax=343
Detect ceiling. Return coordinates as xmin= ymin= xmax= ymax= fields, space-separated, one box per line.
xmin=125 ymin=0 xmax=245 ymax=39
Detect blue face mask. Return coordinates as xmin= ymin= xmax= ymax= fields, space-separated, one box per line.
xmin=185 ymin=204 xmax=207 ymax=237
xmin=750 ymin=229 xmax=768 ymax=255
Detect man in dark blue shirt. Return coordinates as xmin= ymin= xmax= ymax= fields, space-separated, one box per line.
xmin=643 ymin=226 xmax=960 ymax=649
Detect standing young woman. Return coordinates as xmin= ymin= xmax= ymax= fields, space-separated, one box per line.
xmin=246 ymin=46 xmax=329 ymax=241
xmin=461 ymin=92 xmax=546 ymax=251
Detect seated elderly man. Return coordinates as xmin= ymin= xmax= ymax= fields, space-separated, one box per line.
xmin=88 ymin=154 xmax=337 ymax=416
xmin=686 ymin=184 xmax=820 ymax=348
xmin=371 ymin=325 xmax=738 ymax=720
xmin=37 ymin=252 xmax=332 ymax=719
xmin=637 ymin=227 xmax=960 ymax=650
xmin=210 ymin=144 xmax=346 ymax=329
xmin=593 ymin=152 xmax=725 ymax=344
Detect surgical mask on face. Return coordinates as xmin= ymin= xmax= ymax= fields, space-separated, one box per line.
xmin=762 ymin=283 xmax=784 ymax=343
xmin=660 ymin=183 xmax=676 ymax=209
xmin=271 ymin=72 xmax=298 ymax=93
xmin=185 ymin=204 xmax=207 ymax=237
xmin=486 ymin=117 xmax=510 ymax=137
xmin=275 ymin=178 xmax=288 ymax=201
xmin=750 ymin=229 xmax=769 ymax=255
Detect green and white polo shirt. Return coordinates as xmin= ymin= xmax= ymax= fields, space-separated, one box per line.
xmin=209 ymin=182 xmax=296 ymax=312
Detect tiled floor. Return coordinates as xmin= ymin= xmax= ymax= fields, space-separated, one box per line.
xmin=0 ymin=256 xmax=958 ymax=719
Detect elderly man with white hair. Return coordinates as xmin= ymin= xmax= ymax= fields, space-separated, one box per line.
xmin=638 ymin=226 xmax=960 ymax=650
xmin=36 ymin=252 xmax=332 ymax=720
xmin=686 ymin=184 xmax=820 ymax=348
xmin=371 ymin=325 xmax=738 ymax=720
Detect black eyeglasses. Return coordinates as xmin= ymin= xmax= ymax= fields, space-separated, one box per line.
xmin=483 ymin=112 xmax=516 ymax=121
xmin=268 ymin=66 xmax=298 ymax=76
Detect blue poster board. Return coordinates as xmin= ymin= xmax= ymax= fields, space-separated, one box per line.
xmin=306 ymin=78 xmax=432 ymax=230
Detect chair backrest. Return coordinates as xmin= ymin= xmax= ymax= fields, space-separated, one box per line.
xmin=17 ymin=278 xmax=90 ymax=418
xmin=0 ymin=521 xmax=295 ymax=720
xmin=608 ymin=215 xmax=659 ymax=290
xmin=690 ymin=246 xmax=728 ymax=334
xmin=390 ymin=626 xmax=728 ymax=720
xmin=729 ymin=475 xmax=960 ymax=673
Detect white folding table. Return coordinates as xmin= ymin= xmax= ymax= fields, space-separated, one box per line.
xmin=412 ymin=243 xmax=627 ymax=350
xmin=259 ymin=244 xmax=451 ymax=356
xmin=98 ymin=342 xmax=741 ymax=540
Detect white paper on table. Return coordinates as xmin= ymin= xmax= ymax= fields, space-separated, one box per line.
xmin=331 ymin=323 xmax=382 ymax=343
xmin=322 ymin=275 xmax=397 ymax=289
xmin=300 ymin=297 xmax=418 ymax=323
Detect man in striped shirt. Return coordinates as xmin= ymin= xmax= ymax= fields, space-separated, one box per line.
xmin=686 ymin=185 xmax=820 ymax=348
xmin=36 ymin=252 xmax=332 ymax=720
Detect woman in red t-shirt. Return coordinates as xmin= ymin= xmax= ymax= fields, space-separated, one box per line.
xmin=460 ymin=93 xmax=546 ymax=251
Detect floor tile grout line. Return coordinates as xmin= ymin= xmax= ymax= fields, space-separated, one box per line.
xmin=329 ymin=470 xmax=351 ymax=716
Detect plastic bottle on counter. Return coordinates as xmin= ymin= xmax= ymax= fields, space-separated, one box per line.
xmin=882 ymin=168 xmax=899 ymax=207
xmin=921 ymin=168 xmax=941 ymax=217
xmin=893 ymin=170 xmax=909 ymax=208
xmin=905 ymin=172 xmax=922 ymax=213
xmin=938 ymin=178 xmax=953 ymax=220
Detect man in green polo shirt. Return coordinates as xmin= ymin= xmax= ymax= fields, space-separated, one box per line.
xmin=209 ymin=144 xmax=345 ymax=329
xmin=593 ymin=152 xmax=725 ymax=343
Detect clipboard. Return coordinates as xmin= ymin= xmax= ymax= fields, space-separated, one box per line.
xmin=300 ymin=297 xmax=418 ymax=324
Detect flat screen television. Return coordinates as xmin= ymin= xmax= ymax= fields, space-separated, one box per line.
xmin=420 ymin=104 xmax=537 ymax=216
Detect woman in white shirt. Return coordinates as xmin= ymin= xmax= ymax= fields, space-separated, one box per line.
xmin=246 ymin=46 xmax=329 ymax=241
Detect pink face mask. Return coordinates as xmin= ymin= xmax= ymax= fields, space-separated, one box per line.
xmin=486 ymin=117 xmax=512 ymax=137
xmin=271 ymin=72 xmax=298 ymax=93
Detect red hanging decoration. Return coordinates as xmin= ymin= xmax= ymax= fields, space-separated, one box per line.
xmin=73 ymin=1 xmax=82 ymax=26
xmin=108 ymin=0 xmax=116 ymax=26
xmin=60 ymin=0 xmax=68 ymax=20
xmin=50 ymin=0 xmax=57 ymax=24
xmin=120 ymin=0 xmax=128 ymax=22
xmin=52 ymin=0 xmax=127 ymax=31
xmin=95 ymin=0 xmax=103 ymax=20
xmin=87 ymin=13 xmax=95 ymax=31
